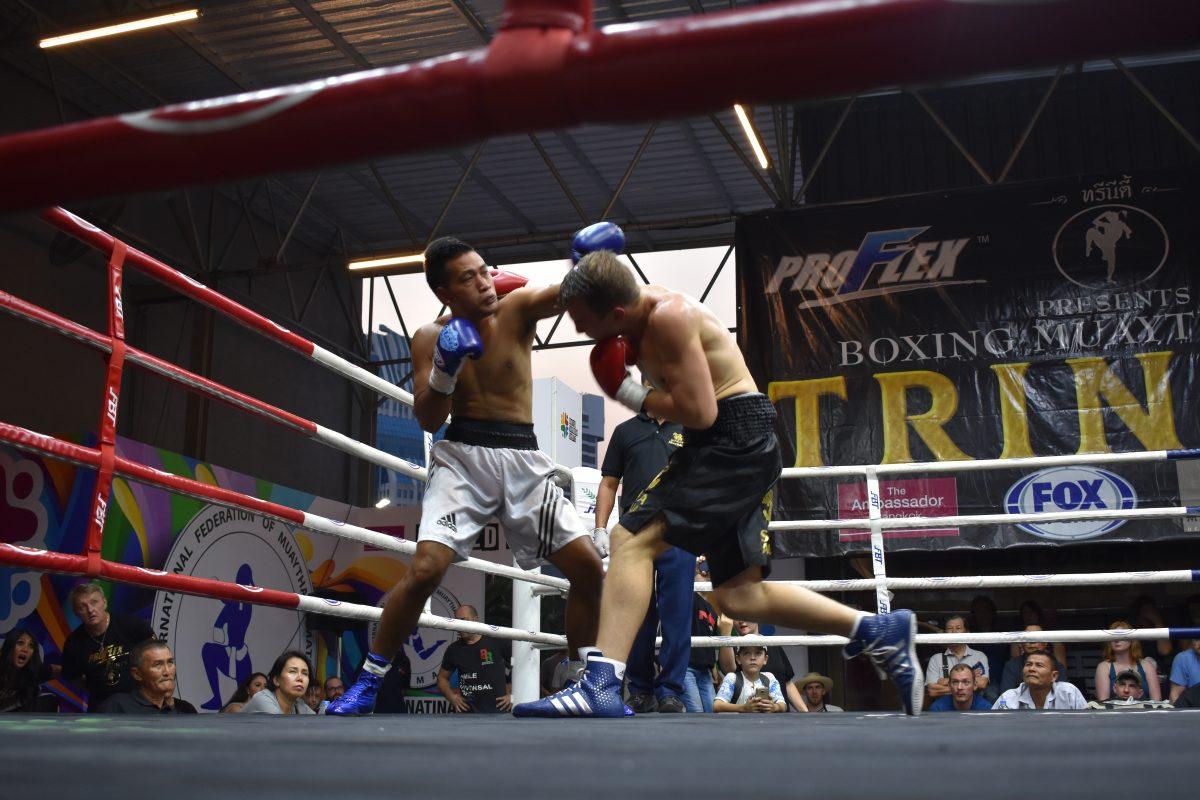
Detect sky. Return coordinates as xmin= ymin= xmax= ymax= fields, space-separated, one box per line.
xmin=360 ymin=245 xmax=737 ymax=462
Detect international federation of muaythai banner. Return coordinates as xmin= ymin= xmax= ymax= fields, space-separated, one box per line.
xmin=737 ymin=170 xmax=1200 ymax=557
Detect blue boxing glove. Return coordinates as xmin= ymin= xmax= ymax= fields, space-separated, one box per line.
xmin=429 ymin=318 xmax=483 ymax=395
xmin=571 ymin=221 xmax=626 ymax=264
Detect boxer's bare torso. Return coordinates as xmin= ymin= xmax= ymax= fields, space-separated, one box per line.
xmin=412 ymin=294 xmax=539 ymax=425
xmin=628 ymin=286 xmax=758 ymax=428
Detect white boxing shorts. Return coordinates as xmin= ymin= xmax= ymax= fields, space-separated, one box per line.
xmin=418 ymin=418 xmax=590 ymax=569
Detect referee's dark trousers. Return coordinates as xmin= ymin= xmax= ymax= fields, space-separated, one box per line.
xmin=625 ymin=546 xmax=696 ymax=701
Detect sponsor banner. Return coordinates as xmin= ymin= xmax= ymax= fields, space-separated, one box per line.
xmin=837 ymin=478 xmax=959 ymax=541
xmin=153 ymin=507 xmax=315 ymax=712
xmin=738 ymin=170 xmax=1200 ymax=556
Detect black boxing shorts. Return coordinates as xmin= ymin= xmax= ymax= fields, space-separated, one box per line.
xmin=619 ymin=392 xmax=781 ymax=587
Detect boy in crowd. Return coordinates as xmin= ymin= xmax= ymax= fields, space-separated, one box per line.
xmin=713 ymin=645 xmax=786 ymax=713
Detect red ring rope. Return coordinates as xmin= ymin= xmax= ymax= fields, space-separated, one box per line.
xmin=0 ymin=0 xmax=1194 ymax=212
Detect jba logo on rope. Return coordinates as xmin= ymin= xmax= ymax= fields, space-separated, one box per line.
xmin=1004 ymin=466 xmax=1137 ymax=542
xmin=765 ymin=226 xmax=975 ymax=308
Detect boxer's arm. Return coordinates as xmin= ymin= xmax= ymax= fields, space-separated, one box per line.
xmin=412 ymin=324 xmax=453 ymax=432
xmin=641 ymin=305 xmax=719 ymax=429
xmin=506 ymin=284 xmax=564 ymax=323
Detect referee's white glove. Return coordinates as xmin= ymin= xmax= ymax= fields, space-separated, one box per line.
xmin=591 ymin=526 xmax=610 ymax=559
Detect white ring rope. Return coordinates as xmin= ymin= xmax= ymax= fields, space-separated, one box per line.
xmin=770 ymin=504 xmax=1198 ymax=531
xmin=295 ymin=594 xmax=565 ymax=646
xmin=683 ymin=628 xmax=1195 ymax=649
xmin=694 ymin=569 xmax=1199 ymax=593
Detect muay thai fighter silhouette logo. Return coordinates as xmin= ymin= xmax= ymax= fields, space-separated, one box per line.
xmin=1053 ymin=204 xmax=1169 ymax=290
xmin=153 ymin=506 xmax=314 ymax=711
xmin=199 ymin=563 xmax=256 ymax=710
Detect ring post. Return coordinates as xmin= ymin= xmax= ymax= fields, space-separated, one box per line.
xmin=865 ymin=466 xmax=890 ymax=614
xmin=511 ymin=562 xmax=542 ymax=703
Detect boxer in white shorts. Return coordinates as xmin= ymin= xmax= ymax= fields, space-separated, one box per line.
xmin=421 ymin=425 xmax=590 ymax=568
xmin=328 ymin=235 xmax=605 ymax=715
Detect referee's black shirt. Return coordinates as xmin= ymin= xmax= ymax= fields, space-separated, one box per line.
xmin=601 ymin=412 xmax=685 ymax=514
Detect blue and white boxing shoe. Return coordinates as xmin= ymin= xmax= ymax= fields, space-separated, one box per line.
xmin=513 ymin=654 xmax=628 ymax=718
xmin=325 ymin=653 xmax=389 ymax=716
xmin=844 ymin=609 xmax=923 ymax=716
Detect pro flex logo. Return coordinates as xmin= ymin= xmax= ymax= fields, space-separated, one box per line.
xmin=765 ymin=226 xmax=979 ymax=308
xmin=1004 ymin=467 xmax=1136 ymax=541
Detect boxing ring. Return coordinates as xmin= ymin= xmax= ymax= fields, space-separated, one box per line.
xmin=2 ymin=1 xmax=1200 ymax=797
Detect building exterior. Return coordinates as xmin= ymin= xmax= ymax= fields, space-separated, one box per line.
xmin=581 ymin=393 xmax=605 ymax=469
xmin=371 ymin=324 xmax=427 ymax=506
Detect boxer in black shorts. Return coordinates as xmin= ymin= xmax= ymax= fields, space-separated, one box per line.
xmin=515 ymin=242 xmax=924 ymax=718
xmin=620 ymin=392 xmax=779 ymax=588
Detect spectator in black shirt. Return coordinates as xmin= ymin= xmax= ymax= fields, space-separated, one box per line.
xmin=598 ymin=400 xmax=693 ymax=713
xmin=682 ymin=558 xmax=720 ymax=713
xmin=61 ymin=582 xmax=153 ymax=711
xmin=96 ymin=639 xmax=196 ymax=714
xmin=1 ymin=628 xmax=55 ymax=712
xmin=438 ymin=605 xmax=511 ymax=713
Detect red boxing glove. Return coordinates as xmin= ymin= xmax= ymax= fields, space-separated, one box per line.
xmin=490 ymin=269 xmax=528 ymax=297
xmin=590 ymin=337 xmax=649 ymax=411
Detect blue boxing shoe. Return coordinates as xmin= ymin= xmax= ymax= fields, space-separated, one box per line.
xmin=325 ymin=652 xmax=390 ymax=715
xmin=513 ymin=654 xmax=628 ymax=718
xmin=845 ymin=609 xmax=924 ymax=716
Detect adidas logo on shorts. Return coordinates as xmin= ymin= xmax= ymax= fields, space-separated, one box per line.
xmin=436 ymin=513 xmax=457 ymax=533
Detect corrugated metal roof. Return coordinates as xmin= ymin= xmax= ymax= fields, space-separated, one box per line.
xmin=1 ymin=0 xmax=1197 ymax=267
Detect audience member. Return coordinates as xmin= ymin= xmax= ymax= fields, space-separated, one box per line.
xmin=682 ymin=558 xmax=721 ymax=714
xmin=967 ymin=595 xmax=1008 ymax=702
xmin=1179 ymin=595 xmax=1200 ymax=650
xmin=1094 ymin=620 xmax=1161 ymax=701
xmin=438 ymin=605 xmax=511 ymax=713
xmin=221 ymin=672 xmax=267 ymax=712
xmin=1172 ymin=681 xmax=1200 ymax=708
xmin=795 ymin=672 xmax=842 ymax=712
xmin=374 ymin=649 xmax=412 ymax=714
xmin=999 ymin=626 xmax=1062 ymax=694
xmin=993 ymin=650 xmax=1086 ymax=710
xmin=96 ymin=639 xmax=196 ymax=714
xmin=925 ymin=615 xmax=989 ymax=701
xmin=0 ymin=628 xmax=55 ymax=712
xmin=1111 ymin=669 xmax=1144 ymax=701
xmin=1168 ymin=638 xmax=1200 ymax=704
xmin=61 ymin=582 xmax=154 ymax=711
xmin=713 ymin=646 xmax=785 ymax=713
xmin=928 ymin=663 xmax=992 ymax=711
xmin=305 ymin=680 xmax=325 ymax=712
xmin=1010 ymin=601 xmax=1068 ymax=673
xmin=242 ymin=650 xmax=316 ymax=714
xmin=596 ymin=395 xmax=692 ymax=713
xmin=719 ymin=620 xmax=804 ymax=711
xmin=1131 ymin=595 xmax=1174 ymax=666
xmin=324 ymin=676 xmax=345 ymax=702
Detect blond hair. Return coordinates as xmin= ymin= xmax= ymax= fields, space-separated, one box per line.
xmin=559 ymin=251 xmax=640 ymax=313
xmin=68 ymin=582 xmax=105 ymax=607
